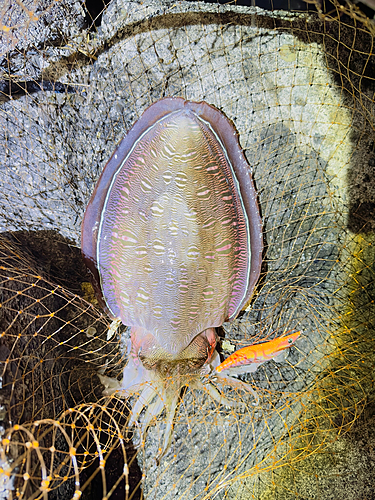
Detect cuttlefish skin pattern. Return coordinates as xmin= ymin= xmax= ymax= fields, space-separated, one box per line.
xmin=82 ymin=97 xmax=266 ymax=458
xmin=82 ymin=98 xmax=263 ymax=354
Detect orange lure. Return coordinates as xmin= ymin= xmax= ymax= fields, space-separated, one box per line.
xmin=215 ymin=331 xmax=301 ymax=376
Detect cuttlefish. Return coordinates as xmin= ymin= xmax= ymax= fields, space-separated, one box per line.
xmin=81 ymin=98 xmax=297 ymax=459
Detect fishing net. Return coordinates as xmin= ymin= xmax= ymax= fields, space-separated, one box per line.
xmin=1 ymin=0 xmax=375 ymax=498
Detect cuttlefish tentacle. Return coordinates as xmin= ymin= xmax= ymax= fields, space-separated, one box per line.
xmin=196 ymin=378 xmax=249 ymax=408
xmin=205 ymin=376 xmax=260 ymax=407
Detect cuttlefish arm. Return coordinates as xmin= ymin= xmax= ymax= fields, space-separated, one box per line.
xmin=98 ymin=330 xmax=300 ymax=462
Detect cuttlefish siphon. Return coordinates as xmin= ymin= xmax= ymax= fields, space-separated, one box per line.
xmin=81 ymin=97 xmax=289 ymax=460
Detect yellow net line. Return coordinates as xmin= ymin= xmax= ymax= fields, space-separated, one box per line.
xmin=1 ymin=0 xmax=375 ymax=498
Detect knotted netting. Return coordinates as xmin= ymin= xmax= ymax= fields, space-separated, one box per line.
xmin=1 ymin=0 xmax=375 ymax=498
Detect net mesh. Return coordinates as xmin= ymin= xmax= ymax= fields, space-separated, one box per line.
xmin=1 ymin=0 xmax=375 ymax=498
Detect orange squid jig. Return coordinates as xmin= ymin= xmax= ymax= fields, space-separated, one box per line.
xmin=215 ymin=331 xmax=301 ymax=376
